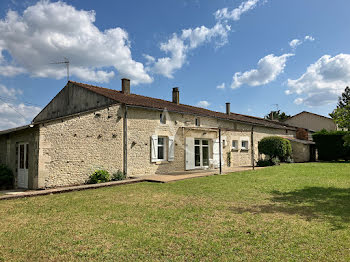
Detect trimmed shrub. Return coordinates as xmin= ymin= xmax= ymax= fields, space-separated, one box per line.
xmin=256 ymin=159 xmax=273 ymax=167
xmin=258 ymin=136 xmax=292 ymax=161
xmin=88 ymin=170 xmax=110 ymax=184
xmin=112 ymin=170 xmax=126 ymax=181
xmin=0 ymin=164 xmax=14 ymax=189
xmin=312 ymin=130 xmax=350 ymax=161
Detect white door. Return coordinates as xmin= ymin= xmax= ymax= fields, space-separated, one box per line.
xmin=213 ymin=138 xmax=223 ymax=169
xmin=185 ymin=137 xmax=195 ymax=170
xmin=18 ymin=143 xmax=28 ymax=189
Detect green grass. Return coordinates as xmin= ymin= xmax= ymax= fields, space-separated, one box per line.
xmin=1 ymin=163 xmax=350 ymax=261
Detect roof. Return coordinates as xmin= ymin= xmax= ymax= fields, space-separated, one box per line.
xmin=0 ymin=124 xmax=31 ymax=135
xmin=288 ymin=111 xmax=333 ymax=121
xmin=283 ymin=136 xmax=315 ymax=145
xmin=70 ymin=81 xmax=297 ymax=131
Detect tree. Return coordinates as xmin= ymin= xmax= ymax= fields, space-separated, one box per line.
xmin=264 ymin=110 xmax=291 ymax=122
xmin=330 ymin=87 xmax=350 ymax=129
xmin=330 ymin=105 xmax=350 ymax=130
xmin=337 ymin=86 xmax=350 ymax=108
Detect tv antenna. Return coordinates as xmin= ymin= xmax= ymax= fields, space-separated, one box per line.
xmin=272 ymin=103 xmax=279 ymax=111
xmin=50 ymin=57 xmax=69 ymax=82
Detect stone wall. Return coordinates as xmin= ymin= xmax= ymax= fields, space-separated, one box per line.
xmin=290 ymin=141 xmax=310 ymax=162
xmin=0 ymin=128 xmax=39 ymax=189
xmin=126 ymin=107 xmax=297 ymax=176
xmin=38 ymin=104 xmax=124 ymax=188
xmin=284 ymin=112 xmax=337 ymax=132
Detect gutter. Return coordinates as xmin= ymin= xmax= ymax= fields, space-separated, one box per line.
xmin=123 ymin=104 xmax=128 ymax=176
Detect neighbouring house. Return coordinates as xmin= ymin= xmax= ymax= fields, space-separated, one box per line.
xmin=0 ymin=80 xmax=315 ymax=189
xmin=284 ymin=111 xmax=337 ymax=132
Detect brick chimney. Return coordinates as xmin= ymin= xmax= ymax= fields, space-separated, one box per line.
xmin=122 ymin=78 xmax=130 ymax=94
xmin=172 ymin=87 xmax=179 ymax=104
xmin=226 ymin=102 xmax=231 ymax=115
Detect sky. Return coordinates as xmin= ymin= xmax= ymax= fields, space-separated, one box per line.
xmin=0 ymin=0 xmax=350 ymax=130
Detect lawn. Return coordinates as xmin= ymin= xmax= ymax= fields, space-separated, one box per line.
xmin=1 ymin=163 xmax=350 ymax=261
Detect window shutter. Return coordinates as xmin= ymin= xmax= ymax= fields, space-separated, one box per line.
xmin=168 ymin=136 xmax=175 ymax=161
xmin=151 ymin=135 xmax=158 ymax=162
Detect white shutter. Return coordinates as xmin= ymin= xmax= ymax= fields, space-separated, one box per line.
xmin=151 ymin=135 xmax=158 ymax=162
xmin=185 ymin=137 xmax=195 ymax=170
xmin=213 ymin=138 xmax=224 ymax=169
xmin=168 ymin=136 xmax=175 ymax=161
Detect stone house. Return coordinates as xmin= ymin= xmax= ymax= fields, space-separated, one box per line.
xmin=284 ymin=111 xmax=337 ymax=132
xmin=0 ymin=79 xmax=315 ymax=189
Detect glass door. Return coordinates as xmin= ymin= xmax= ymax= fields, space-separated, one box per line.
xmin=194 ymin=139 xmax=209 ymax=168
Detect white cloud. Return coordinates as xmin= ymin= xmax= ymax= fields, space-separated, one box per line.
xmin=231 ymin=53 xmax=294 ymax=89
xmin=216 ymin=83 xmax=225 ymax=89
xmin=151 ymin=23 xmax=230 ymax=78
xmin=215 ymin=0 xmax=260 ymax=21
xmin=0 ymin=84 xmax=41 ymax=130
xmin=0 ymin=84 xmax=23 ymax=97
xmin=287 ymin=54 xmax=350 ymax=106
xmin=197 ymin=100 xmax=210 ymax=108
xmin=0 ymin=102 xmax=41 ymax=130
xmin=305 ymin=35 xmax=315 ymax=42
xmin=289 ymin=39 xmax=302 ymax=49
xmin=0 ymin=65 xmax=26 ymax=77
xmin=289 ymin=35 xmax=315 ymax=50
xmin=0 ymin=1 xmax=152 ymax=84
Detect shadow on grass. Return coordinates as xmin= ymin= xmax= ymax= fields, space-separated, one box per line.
xmin=231 ymin=187 xmax=350 ymax=230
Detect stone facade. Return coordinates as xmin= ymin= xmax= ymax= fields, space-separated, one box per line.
xmin=284 ymin=111 xmax=337 ymax=132
xmin=0 ymin=127 xmax=40 ymax=189
xmin=0 ymin=103 xmax=311 ymax=189
xmin=37 ymin=104 xmax=124 ymax=188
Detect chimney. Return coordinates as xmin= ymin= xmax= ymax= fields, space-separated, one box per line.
xmin=121 ymin=78 xmax=130 ymax=94
xmin=226 ymin=102 xmax=231 ymax=115
xmin=172 ymin=87 xmax=180 ymax=104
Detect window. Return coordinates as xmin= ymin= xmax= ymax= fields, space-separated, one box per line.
xmin=158 ymin=137 xmax=165 ymax=160
xmin=241 ymin=140 xmax=249 ymax=150
xmin=160 ymin=113 xmax=166 ymax=124
xmin=195 ymin=118 xmax=200 ymax=127
xmin=232 ymin=140 xmax=238 ymax=150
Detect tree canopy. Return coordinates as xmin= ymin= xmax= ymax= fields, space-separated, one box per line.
xmin=264 ymin=110 xmax=291 ymax=122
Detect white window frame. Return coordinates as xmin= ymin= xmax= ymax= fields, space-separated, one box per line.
xmin=232 ymin=140 xmax=238 ymax=150
xmin=195 ymin=117 xmax=200 ymax=127
xmin=241 ymin=140 xmax=249 ymax=150
xmin=157 ymin=136 xmax=167 ymax=161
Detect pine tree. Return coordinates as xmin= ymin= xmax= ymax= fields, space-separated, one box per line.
xmin=337 ymin=86 xmax=350 ymax=108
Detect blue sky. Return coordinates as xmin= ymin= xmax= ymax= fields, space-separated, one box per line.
xmin=0 ymin=0 xmax=349 ymax=130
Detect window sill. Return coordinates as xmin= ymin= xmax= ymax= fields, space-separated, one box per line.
xmin=155 ymin=160 xmax=169 ymax=165
xmin=240 ymin=149 xmax=249 ymax=151
xmin=231 ymin=148 xmax=238 ymax=151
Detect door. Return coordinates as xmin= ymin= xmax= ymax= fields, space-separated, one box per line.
xmin=17 ymin=143 xmax=29 ymax=189
xmin=194 ymin=139 xmax=210 ymax=168
xmin=213 ymin=138 xmax=224 ymax=169
xmin=185 ymin=137 xmax=195 ymax=170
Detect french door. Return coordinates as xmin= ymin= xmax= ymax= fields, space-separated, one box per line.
xmin=194 ymin=139 xmax=209 ymax=168
xmin=18 ymin=143 xmax=29 ymax=189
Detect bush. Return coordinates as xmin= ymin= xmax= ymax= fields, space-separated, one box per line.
xmin=258 ymin=136 xmax=292 ymax=161
xmin=256 ymin=159 xmax=273 ymax=167
xmin=256 ymin=157 xmax=280 ymax=167
xmin=0 ymin=164 xmax=14 ymax=189
xmin=312 ymin=130 xmax=350 ymax=161
xmin=112 ymin=170 xmax=126 ymax=181
xmin=88 ymin=170 xmax=110 ymax=184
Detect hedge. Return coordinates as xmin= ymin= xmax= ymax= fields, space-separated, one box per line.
xmin=258 ymin=136 xmax=292 ymax=161
xmin=0 ymin=164 xmax=14 ymax=189
xmin=312 ymin=130 xmax=350 ymax=161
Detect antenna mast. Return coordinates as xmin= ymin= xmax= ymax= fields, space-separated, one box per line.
xmin=50 ymin=57 xmax=70 ymax=82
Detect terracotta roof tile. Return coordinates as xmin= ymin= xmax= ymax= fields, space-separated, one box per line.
xmin=70 ymin=81 xmax=297 ymax=130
